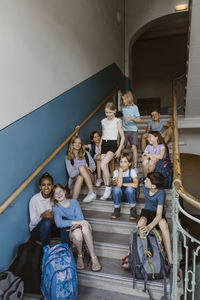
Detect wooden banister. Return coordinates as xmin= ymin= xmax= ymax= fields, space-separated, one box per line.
xmin=0 ymin=88 xmax=117 ymax=215
xmin=172 ymin=77 xmax=200 ymax=208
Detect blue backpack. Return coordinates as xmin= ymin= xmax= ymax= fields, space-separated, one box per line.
xmin=41 ymin=243 xmax=78 ymax=300
xmin=154 ymin=159 xmax=173 ymax=189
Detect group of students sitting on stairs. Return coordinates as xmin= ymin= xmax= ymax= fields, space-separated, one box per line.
xmin=29 ymin=90 xmax=176 ymax=279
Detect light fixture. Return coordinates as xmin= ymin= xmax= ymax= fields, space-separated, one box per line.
xmin=175 ymin=4 xmax=188 ymax=11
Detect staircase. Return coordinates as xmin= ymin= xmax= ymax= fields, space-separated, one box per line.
xmin=77 ymin=115 xmax=183 ymax=300
xmin=23 ymin=115 xmax=184 ymax=300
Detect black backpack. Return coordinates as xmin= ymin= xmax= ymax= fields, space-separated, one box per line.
xmin=9 ymin=239 xmax=43 ymax=294
xmin=129 ymin=229 xmax=170 ymax=300
xmin=0 ymin=271 xmax=24 ymax=299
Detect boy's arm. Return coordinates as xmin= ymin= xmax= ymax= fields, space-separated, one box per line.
xmin=139 ymin=205 xmax=163 ymax=235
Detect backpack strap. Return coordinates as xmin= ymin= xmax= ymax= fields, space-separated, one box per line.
xmin=85 ymin=151 xmax=90 ymax=167
xmin=90 ymin=142 xmax=96 ymax=159
xmin=152 ymin=229 xmax=168 ymax=300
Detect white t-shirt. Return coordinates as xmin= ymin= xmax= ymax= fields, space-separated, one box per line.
xmin=113 ymin=168 xmax=137 ymax=179
xmin=29 ymin=191 xmax=52 ymax=231
xmin=101 ymin=117 xmax=121 ymax=140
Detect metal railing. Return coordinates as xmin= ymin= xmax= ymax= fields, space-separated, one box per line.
xmin=172 ymin=75 xmax=200 ymax=299
xmin=0 ymin=88 xmax=117 ymax=215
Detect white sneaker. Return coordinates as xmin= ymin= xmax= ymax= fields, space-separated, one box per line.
xmin=82 ymin=192 xmax=96 ymax=203
xmin=95 ymin=178 xmax=102 ymax=187
xmin=100 ymin=186 xmax=112 ymax=200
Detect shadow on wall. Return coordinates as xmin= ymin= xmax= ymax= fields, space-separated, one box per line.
xmin=0 ymin=63 xmax=125 ymax=271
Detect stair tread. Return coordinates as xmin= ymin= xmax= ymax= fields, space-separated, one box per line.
xmin=83 ymin=209 xmax=137 ymax=224
xmin=93 ymin=231 xmax=129 ymax=247
xmin=78 ymin=286 xmax=146 ymax=300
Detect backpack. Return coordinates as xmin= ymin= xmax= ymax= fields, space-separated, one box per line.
xmin=129 ymin=229 xmax=170 ymax=300
xmin=154 ymin=159 xmax=173 ymax=189
xmin=9 ymin=239 xmax=43 ymax=294
xmin=0 ymin=271 xmax=24 ymax=300
xmin=41 ymin=243 xmax=78 ymax=300
xmin=89 ymin=142 xmax=96 ymax=159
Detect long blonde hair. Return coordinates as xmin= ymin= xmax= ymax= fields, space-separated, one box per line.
xmin=67 ymin=135 xmax=85 ymax=160
xmin=121 ymin=90 xmax=134 ymax=106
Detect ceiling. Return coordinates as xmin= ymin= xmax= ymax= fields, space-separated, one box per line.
xmin=138 ymin=11 xmax=189 ymax=41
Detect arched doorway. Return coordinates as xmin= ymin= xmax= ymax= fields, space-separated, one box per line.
xmin=128 ymin=12 xmax=188 ymax=115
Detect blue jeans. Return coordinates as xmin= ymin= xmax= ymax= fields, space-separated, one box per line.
xmin=30 ymin=218 xmax=69 ymax=246
xmin=113 ymin=186 xmax=136 ymax=208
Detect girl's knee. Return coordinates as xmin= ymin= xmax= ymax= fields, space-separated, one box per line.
xmin=72 ymin=229 xmax=83 ymax=242
xmin=137 ymin=217 xmax=147 ymax=227
xmin=81 ymin=221 xmax=91 ymax=234
xmin=125 ymin=186 xmax=135 ymax=194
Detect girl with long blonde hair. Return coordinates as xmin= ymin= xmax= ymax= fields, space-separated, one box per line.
xmin=66 ymin=135 xmax=96 ymax=203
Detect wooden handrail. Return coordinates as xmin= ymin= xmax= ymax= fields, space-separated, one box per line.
xmin=0 ymin=88 xmax=117 ymax=215
xmin=172 ymin=77 xmax=200 ymax=208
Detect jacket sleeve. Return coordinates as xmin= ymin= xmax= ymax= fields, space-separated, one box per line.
xmin=65 ymin=157 xmax=79 ymax=178
xmin=86 ymin=151 xmax=96 ymax=172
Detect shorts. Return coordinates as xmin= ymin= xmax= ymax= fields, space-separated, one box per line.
xmin=140 ymin=208 xmax=166 ymax=225
xmin=101 ymin=140 xmax=118 ymax=154
xmin=124 ymin=131 xmax=138 ymax=147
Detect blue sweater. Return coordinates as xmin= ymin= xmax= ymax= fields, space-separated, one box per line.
xmin=53 ymin=199 xmax=84 ymax=228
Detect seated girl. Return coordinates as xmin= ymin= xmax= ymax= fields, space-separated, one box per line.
xmin=142 ymin=131 xmax=169 ymax=177
xmin=85 ymin=131 xmax=115 ymax=187
xmin=66 ymin=135 xmax=96 ymax=203
xmin=111 ymin=152 xmax=138 ymax=220
xmin=51 ymin=184 xmax=101 ymax=272
xmin=85 ymin=131 xmax=102 ymax=187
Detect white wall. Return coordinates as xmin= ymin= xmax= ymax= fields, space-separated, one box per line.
xmin=179 ymin=129 xmax=200 ymax=155
xmin=185 ymin=0 xmax=200 ymax=118
xmin=125 ymin=0 xmax=189 ymax=76
xmin=0 ymin=0 xmax=125 ymax=130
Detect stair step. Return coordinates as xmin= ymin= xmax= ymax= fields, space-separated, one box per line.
xmin=78 ymin=286 xmax=146 ymax=300
xmin=78 ymin=256 xmax=181 ymax=300
xmin=23 ymin=294 xmax=42 ymax=300
xmin=93 ymin=231 xmax=129 ymax=258
xmin=84 ymin=210 xmax=136 ymax=234
xmin=80 ymin=199 xmax=172 ymax=219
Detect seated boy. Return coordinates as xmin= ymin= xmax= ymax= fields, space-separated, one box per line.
xmin=141 ymin=108 xmax=172 ymax=152
xmin=122 ymin=172 xmax=173 ymax=269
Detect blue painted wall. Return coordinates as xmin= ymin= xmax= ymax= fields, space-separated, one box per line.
xmin=0 ymin=63 xmax=125 ymax=271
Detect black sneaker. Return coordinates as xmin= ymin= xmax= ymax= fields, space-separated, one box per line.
xmin=129 ymin=207 xmax=137 ymax=220
xmin=111 ymin=207 xmax=121 ymax=219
